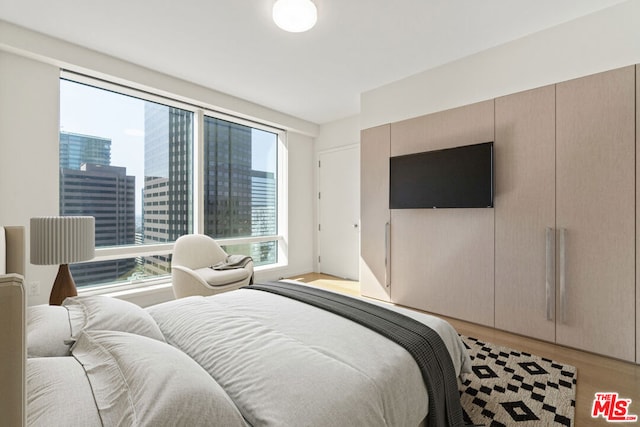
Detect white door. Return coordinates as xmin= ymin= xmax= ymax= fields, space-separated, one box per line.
xmin=318 ymin=145 xmax=360 ymax=280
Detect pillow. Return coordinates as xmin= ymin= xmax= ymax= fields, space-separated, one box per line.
xmin=26 ymin=305 xmax=72 ymax=357
xmin=71 ymin=330 xmax=247 ymax=427
xmin=63 ymin=295 xmax=165 ymax=343
xmin=27 ymin=357 xmax=102 ymax=426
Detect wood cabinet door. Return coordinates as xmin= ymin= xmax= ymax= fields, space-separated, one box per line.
xmin=556 ymin=66 xmax=636 ymax=362
xmin=389 ymin=101 xmax=495 ymax=326
xmin=360 ymin=125 xmax=391 ymax=301
xmin=636 ymin=64 xmax=640 ymax=364
xmin=494 ymin=85 xmax=556 ymax=341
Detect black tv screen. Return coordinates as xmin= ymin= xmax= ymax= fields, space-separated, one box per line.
xmin=389 ymin=142 xmax=494 ymax=209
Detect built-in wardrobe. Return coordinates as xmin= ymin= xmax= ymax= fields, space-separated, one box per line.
xmin=360 ymin=65 xmax=639 ymax=363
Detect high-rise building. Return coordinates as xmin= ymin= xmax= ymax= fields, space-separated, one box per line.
xmin=203 ymin=117 xmax=277 ymax=265
xmin=251 ymin=170 xmax=277 ymax=264
xmin=204 ymin=118 xmax=253 ymax=239
xmin=60 ymin=163 xmax=136 ymax=285
xmin=143 ymin=104 xmax=193 ymax=275
xmin=60 ymin=131 xmax=111 ymax=170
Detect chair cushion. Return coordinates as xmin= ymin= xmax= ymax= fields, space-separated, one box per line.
xmin=194 ymin=266 xmax=251 ymax=287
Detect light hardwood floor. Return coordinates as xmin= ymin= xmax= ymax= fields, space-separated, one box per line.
xmin=288 ymin=273 xmax=640 ymax=427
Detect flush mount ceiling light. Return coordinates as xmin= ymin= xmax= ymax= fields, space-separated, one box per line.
xmin=273 ymin=0 xmax=317 ymax=33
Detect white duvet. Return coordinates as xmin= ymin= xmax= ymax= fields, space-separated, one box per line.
xmin=26 ymin=284 xmax=470 ymax=426
xmin=147 ymin=286 xmax=471 ymax=427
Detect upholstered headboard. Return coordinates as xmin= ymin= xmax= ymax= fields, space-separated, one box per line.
xmin=2 ymin=226 xmax=26 ymax=275
xmin=0 ymin=226 xmax=26 ymax=427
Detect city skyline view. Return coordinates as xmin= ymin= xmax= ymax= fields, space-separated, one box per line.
xmin=59 ymin=79 xmax=278 ymax=218
xmin=59 ymin=79 xmax=279 ymax=286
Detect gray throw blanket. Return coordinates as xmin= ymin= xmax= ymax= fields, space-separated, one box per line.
xmin=247 ymin=281 xmax=467 ymax=427
xmin=211 ymin=254 xmax=252 ymax=270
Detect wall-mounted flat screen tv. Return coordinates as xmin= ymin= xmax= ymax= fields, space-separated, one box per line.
xmin=389 ymin=141 xmax=494 ymax=209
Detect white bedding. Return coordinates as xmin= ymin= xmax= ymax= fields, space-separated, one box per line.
xmin=146 ymin=287 xmax=471 ymax=427
xmin=72 ymin=330 xmax=246 ymax=426
xmin=27 ymin=357 xmax=102 ymax=426
xmin=26 ymin=284 xmax=471 ymax=427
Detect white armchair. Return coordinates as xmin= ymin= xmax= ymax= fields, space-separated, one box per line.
xmin=171 ymin=234 xmax=254 ymax=299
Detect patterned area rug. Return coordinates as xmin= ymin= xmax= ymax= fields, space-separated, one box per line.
xmin=459 ymin=336 xmax=577 ymax=427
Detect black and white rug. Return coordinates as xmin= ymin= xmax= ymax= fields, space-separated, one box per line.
xmin=459 ymin=336 xmax=577 ymax=427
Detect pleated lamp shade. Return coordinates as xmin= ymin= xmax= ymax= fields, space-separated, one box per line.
xmin=30 ymin=216 xmax=95 ymax=305
xmin=30 ymin=216 xmax=95 ymax=265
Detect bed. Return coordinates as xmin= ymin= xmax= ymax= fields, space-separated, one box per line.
xmin=3 ymin=228 xmax=472 ymax=427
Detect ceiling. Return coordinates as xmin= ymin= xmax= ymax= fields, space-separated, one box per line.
xmin=0 ymin=0 xmax=628 ymax=124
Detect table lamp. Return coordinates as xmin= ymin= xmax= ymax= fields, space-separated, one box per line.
xmin=30 ymin=216 xmax=95 ymax=305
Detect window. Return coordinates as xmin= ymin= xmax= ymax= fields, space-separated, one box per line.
xmin=59 ymin=75 xmax=284 ymax=289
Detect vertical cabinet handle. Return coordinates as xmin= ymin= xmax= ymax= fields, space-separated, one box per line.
xmin=559 ymin=228 xmax=567 ymax=324
xmin=545 ymin=227 xmax=555 ymax=321
xmin=384 ymin=222 xmax=391 ymax=288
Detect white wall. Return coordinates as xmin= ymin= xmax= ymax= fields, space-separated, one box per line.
xmin=0 ymin=51 xmax=60 ymax=305
xmin=361 ymin=0 xmax=640 ymax=129
xmin=285 ymin=132 xmax=315 ymax=276
xmin=316 ymin=115 xmax=360 ymax=152
xmin=0 ymin=24 xmax=318 ymax=305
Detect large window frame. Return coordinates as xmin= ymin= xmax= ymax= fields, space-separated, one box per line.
xmin=61 ymin=72 xmax=288 ymax=292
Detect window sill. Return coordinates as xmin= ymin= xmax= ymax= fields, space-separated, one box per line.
xmin=78 ymin=262 xmax=290 ymax=307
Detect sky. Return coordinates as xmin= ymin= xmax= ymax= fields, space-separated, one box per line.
xmin=59 ymin=79 xmax=277 ymax=215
